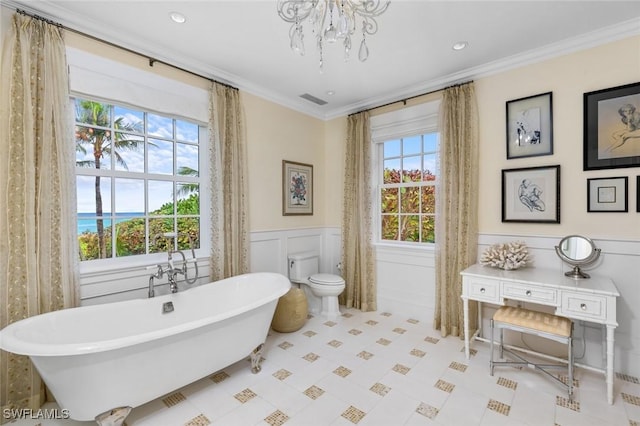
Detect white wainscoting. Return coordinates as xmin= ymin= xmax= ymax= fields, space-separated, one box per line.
xmin=375 ymin=244 xmax=436 ymax=322
xmin=80 ymin=258 xmax=211 ymax=305
xmin=249 ymin=227 xmax=342 ymax=277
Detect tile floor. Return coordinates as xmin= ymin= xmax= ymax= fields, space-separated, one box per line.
xmin=6 ymin=308 xmax=640 ymax=425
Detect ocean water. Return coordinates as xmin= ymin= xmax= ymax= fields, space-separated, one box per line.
xmin=77 ymin=212 xmax=144 ymax=234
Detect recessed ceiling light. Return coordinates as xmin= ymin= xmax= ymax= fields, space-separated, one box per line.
xmin=326 ymin=90 xmax=335 ymax=96
xmin=452 ymin=41 xmax=468 ymax=51
xmin=169 ymin=12 xmax=186 ymax=24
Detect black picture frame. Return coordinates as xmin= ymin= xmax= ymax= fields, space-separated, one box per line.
xmin=583 ymin=82 xmax=640 ymax=170
xmin=502 ymin=165 xmax=560 ymax=223
xmin=587 ymin=176 xmax=628 ymax=212
xmin=506 ymin=92 xmax=553 ymax=159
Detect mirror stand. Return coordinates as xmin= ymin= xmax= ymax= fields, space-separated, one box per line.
xmin=555 ymin=235 xmax=601 ymax=280
xmin=563 ymin=264 xmax=592 ymax=279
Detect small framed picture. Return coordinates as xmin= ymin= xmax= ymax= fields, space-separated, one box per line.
xmin=282 ymin=160 xmax=313 ymax=215
xmin=502 ymin=165 xmax=560 ymax=223
xmin=506 ymin=92 xmax=553 ymax=159
xmin=583 ymin=82 xmax=640 ymax=170
xmin=587 ymin=176 xmax=628 ymax=212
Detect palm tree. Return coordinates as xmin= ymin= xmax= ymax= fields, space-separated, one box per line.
xmin=75 ymin=100 xmax=144 ymax=259
xmin=176 ymin=166 xmax=199 ymax=197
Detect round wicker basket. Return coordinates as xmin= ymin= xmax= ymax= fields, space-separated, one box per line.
xmin=271 ymin=287 xmax=308 ymax=333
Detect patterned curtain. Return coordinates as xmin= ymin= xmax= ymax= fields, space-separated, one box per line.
xmin=209 ymin=82 xmax=249 ymax=280
xmin=0 ymin=14 xmax=79 ymax=417
xmin=434 ymin=82 xmax=479 ymax=338
xmin=340 ymin=111 xmax=376 ymax=311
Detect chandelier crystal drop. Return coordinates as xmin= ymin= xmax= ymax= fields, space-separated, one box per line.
xmin=277 ymin=0 xmax=390 ymax=71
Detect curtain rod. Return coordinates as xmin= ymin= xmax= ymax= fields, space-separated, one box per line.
xmin=349 ymin=80 xmax=474 ymax=117
xmin=13 ymin=8 xmax=237 ymax=91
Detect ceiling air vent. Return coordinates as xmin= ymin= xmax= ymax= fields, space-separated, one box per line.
xmin=299 ymin=93 xmax=328 ymax=106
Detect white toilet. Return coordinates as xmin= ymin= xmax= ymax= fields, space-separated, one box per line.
xmin=288 ymin=251 xmax=345 ymax=320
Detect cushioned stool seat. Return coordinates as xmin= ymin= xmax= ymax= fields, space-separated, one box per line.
xmin=491 ymin=306 xmax=574 ymax=399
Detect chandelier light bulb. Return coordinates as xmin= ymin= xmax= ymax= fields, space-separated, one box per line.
xmin=277 ymin=0 xmax=390 ymax=70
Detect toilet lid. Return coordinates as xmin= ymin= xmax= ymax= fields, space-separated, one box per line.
xmin=309 ymin=273 xmax=345 ymax=286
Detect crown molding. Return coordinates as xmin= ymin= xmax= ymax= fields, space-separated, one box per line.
xmin=4 ymin=1 xmax=639 ymax=121
xmin=323 ymin=17 xmax=640 ymax=120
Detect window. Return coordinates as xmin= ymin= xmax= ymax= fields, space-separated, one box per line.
xmin=371 ymin=100 xmax=440 ymax=245
xmin=75 ymin=97 xmax=204 ymax=261
xmin=379 ymin=133 xmax=438 ymax=243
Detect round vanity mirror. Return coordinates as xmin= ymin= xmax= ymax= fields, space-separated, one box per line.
xmin=555 ymin=235 xmax=601 ymax=279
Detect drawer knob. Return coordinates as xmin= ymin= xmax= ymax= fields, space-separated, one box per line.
xmin=480 ymin=287 xmax=486 ymax=293
xmin=525 ymin=290 xmax=532 ymax=296
xmin=580 ymin=303 xmax=587 ymax=310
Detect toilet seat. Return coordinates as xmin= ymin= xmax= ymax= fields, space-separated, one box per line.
xmin=309 ymin=273 xmax=345 ymax=286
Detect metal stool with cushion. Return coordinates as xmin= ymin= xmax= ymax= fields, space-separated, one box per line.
xmin=490 ymin=306 xmax=574 ymax=399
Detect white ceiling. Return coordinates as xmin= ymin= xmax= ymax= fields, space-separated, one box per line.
xmin=6 ymin=0 xmax=640 ymax=120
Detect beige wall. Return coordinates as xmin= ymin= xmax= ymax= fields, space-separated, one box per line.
xmin=243 ymin=92 xmax=327 ymax=231
xmin=322 ymin=117 xmax=347 ymax=227
xmin=475 ymin=35 xmax=640 ymax=240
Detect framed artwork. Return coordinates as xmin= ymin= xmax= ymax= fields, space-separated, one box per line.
xmin=282 ymin=160 xmax=313 ymax=215
xmin=506 ymin=92 xmax=553 ymax=159
xmin=587 ymin=176 xmax=628 ymax=212
xmin=583 ymin=82 xmax=640 ymax=170
xmin=502 ymin=165 xmax=560 ymax=223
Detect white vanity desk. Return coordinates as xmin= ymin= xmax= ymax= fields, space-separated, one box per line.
xmin=460 ymin=263 xmax=620 ymax=404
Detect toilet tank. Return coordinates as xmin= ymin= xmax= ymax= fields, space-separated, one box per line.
xmin=288 ymin=251 xmax=319 ymax=283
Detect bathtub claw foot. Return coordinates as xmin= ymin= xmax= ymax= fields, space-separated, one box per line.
xmin=95 ymin=406 xmax=132 ymax=426
xmin=250 ymin=343 xmax=265 ymax=373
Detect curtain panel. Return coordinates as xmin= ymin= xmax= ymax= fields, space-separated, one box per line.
xmin=209 ymin=82 xmax=250 ymax=280
xmin=0 ymin=14 xmax=79 ymax=417
xmin=434 ymin=82 xmax=479 ymax=338
xmin=340 ymin=111 xmax=376 ymax=311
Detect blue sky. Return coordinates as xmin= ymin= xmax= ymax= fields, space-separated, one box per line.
xmin=382 ymin=133 xmax=438 ymax=180
xmin=75 ymin=101 xmax=200 ymax=214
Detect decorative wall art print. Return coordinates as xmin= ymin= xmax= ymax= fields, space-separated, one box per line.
xmin=587 ymin=176 xmax=628 ymax=213
xmin=282 ymin=160 xmax=313 ymax=215
xmin=502 ymin=165 xmax=560 ymax=223
xmin=584 ymin=82 xmax=640 ymax=170
xmin=506 ymin=92 xmax=553 ymax=159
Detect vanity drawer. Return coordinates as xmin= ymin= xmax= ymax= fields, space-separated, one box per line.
xmin=465 ymin=277 xmax=500 ymax=303
xmin=501 ymin=282 xmax=557 ymax=305
xmin=559 ymin=293 xmax=607 ymax=321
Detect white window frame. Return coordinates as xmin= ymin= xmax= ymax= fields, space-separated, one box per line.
xmin=68 ymin=48 xmax=211 ymax=275
xmin=371 ymin=100 xmax=440 ymax=248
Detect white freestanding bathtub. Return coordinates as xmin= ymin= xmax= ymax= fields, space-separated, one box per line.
xmin=0 ymin=272 xmax=290 ymax=423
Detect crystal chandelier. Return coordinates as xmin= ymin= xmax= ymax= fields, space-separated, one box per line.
xmin=277 ymin=0 xmax=390 ymax=72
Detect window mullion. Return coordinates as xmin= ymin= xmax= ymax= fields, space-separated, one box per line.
xmin=75 ymin=96 xmax=204 ymax=263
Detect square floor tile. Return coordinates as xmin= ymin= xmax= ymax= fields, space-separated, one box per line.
xmin=341 ymin=405 xmax=366 ymax=424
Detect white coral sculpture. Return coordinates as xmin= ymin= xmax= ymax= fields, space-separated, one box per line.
xmin=480 ymin=241 xmax=531 ymax=270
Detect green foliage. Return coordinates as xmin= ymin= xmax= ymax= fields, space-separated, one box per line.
xmin=380 ymin=168 xmax=436 ymax=243
xmin=78 ymin=194 xmax=200 ymax=261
